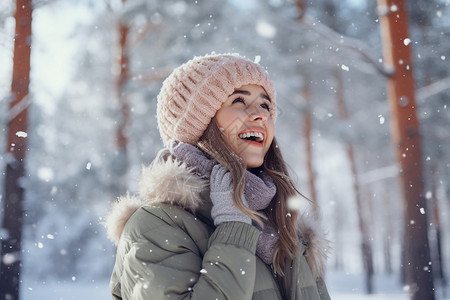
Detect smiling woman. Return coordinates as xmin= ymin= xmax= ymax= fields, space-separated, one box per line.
xmin=105 ymin=53 xmax=330 ymax=300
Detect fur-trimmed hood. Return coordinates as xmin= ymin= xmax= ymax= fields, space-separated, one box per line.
xmin=105 ymin=158 xmax=329 ymax=279
xmin=105 ymin=158 xmax=207 ymax=245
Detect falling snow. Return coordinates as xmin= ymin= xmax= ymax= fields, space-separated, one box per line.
xmin=0 ymin=1 xmax=448 ymax=299
xmin=16 ymin=131 xmax=28 ymax=138
xmin=341 ymin=64 xmax=350 ymax=71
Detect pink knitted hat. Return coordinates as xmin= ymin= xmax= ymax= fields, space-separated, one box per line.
xmin=157 ymin=53 xmax=276 ymax=146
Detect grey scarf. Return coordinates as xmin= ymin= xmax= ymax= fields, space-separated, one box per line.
xmin=168 ymin=142 xmax=279 ymax=264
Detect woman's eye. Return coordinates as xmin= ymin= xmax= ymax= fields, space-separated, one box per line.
xmin=261 ymin=103 xmax=271 ymax=111
xmin=232 ymin=97 xmax=245 ymax=104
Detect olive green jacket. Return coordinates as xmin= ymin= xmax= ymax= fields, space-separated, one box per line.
xmin=106 ymin=158 xmax=331 ymax=300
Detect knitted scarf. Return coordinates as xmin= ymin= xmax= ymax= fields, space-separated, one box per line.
xmin=168 ymin=142 xmax=279 ymax=264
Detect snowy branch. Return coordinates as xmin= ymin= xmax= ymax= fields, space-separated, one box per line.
xmin=131 ymin=67 xmax=173 ymax=83
xmin=299 ymin=15 xmax=393 ymax=77
xmin=8 ymin=94 xmax=30 ymax=123
xmin=128 ymin=23 xmax=156 ymax=49
xmin=416 ymin=76 xmax=450 ymax=103
xmin=32 ymin=0 xmax=58 ymax=9
xmin=358 ymin=165 xmax=398 ymax=185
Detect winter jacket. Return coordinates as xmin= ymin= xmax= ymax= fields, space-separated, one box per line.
xmin=106 ymin=158 xmax=331 ymax=300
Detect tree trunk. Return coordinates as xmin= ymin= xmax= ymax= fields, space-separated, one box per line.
xmin=430 ymin=164 xmax=445 ymax=288
xmin=335 ymin=68 xmax=374 ymax=293
xmin=295 ymin=0 xmax=307 ymax=19
xmin=377 ymin=0 xmax=435 ymax=299
xmin=301 ymin=75 xmax=318 ymax=213
xmin=416 ymin=4 xmax=445 ymax=290
xmin=112 ymin=0 xmax=130 ymax=196
xmin=382 ymin=188 xmax=393 ymax=274
xmin=347 ymin=144 xmax=374 ymax=294
xmin=0 ymin=1 xmax=32 ymax=299
xmin=116 ymin=19 xmax=130 ymax=153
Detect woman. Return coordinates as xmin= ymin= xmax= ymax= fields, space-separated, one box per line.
xmin=106 ymin=54 xmax=330 ymax=299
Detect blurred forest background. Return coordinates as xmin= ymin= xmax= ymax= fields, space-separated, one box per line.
xmin=0 ymin=0 xmax=449 ymax=299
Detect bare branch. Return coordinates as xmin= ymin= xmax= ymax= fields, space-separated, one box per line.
xmin=130 ymin=67 xmax=173 ymax=83
xmin=128 ymin=23 xmax=155 ymax=50
xmin=299 ymin=15 xmax=393 ymax=77
xmin=103 ymin=0 xmax=114 ymax=12
xmin=416 ymin=76 xmax=450 ymax=102
xmin=32 ymin=0 xmax=58 ymax=9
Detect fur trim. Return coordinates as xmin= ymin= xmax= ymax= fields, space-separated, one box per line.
xmin=298 ymin=212 xmax=331 ymax=279
xmin=104 ymin=194 xmax=143 ymax=245
xmin=104 ymin=158 xmax=208 ymax=245
xmin=139 ymin=158 xmax=207 ymax=211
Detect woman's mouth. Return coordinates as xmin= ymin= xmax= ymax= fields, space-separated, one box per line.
xmin=238 ymin=131 xmax=264 ymax=146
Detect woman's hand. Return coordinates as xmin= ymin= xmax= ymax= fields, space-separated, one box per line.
xmin=210 ymin=164 xmax=250 ymax=226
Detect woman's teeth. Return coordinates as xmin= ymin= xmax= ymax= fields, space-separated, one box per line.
xmin=239 ymin=132 xmax=264 ymax=142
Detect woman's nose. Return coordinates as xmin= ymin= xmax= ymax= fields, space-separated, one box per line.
xmin=249 ymin=106 xmax=269 ymax=122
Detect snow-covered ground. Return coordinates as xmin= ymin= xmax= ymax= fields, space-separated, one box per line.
xmin=20 ymin=270 xmax=450 ymax=299
xmin=328 ymin=270 xmax=449 ymax=300
xmin=21 ymin=277 xmax=110 ymax=300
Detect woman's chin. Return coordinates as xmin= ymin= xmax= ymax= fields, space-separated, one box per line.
xmin=243 ymin=158 xmax=264 ymax=169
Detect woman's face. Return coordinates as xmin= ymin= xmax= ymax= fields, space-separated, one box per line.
xmin=215 ymin=84 xmax=275 ymax=169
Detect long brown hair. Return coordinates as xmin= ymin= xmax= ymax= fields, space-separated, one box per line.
xmin=197 ymin=119 xmax=310 ymax=275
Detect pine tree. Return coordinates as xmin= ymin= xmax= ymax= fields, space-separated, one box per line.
xmin=377 ymin=0 xmax=435 ymax=298
xmin=0 ymin=1 xmax=32 ymax=299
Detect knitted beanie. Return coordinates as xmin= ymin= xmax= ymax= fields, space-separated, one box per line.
xmin=157 ymin=53 xmax=276 ymax=146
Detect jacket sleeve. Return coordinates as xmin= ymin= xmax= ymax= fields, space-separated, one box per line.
xmin=114 ymin=209 xmax=260 ymax=300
